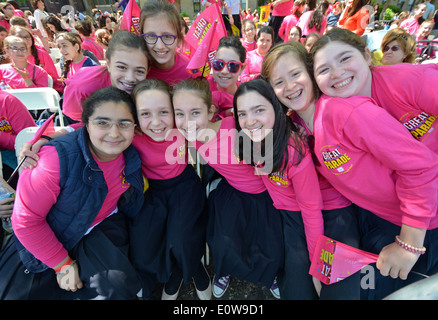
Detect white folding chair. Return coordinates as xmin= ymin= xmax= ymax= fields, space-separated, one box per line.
xmin=49 ymin=48 xmax=62 ymax=64
xmin=5 ymin=88 xmax=65 ymax=127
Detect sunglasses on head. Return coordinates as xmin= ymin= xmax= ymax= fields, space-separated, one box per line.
xmin=212 ymin=59 xmax=243 ymax=73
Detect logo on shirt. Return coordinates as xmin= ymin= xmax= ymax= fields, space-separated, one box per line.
xmin=320 ymin=145 xmax=353 ymax=175
xmin=0 ymin=117 xmax=13 ymax=133
xmin=400 ymin=112 xmax=437 ymax=141
xmin=121 ymin=166 xmax=130 ymax=189
xmin=268 ymin=171 xmax=289 ymax=188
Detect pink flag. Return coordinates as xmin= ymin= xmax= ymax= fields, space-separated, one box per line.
xmin=28 ymin=113 xmax=56 ymax=145
xmin=309 ymin=235 xmax=378 ymax=285
xmin=186 ymin=19 xmax=218 ymax=77
xmin=119 ymin=0 xmax=141 ymax=34
xmin=184 ymin=1 xmax=226 ymax=61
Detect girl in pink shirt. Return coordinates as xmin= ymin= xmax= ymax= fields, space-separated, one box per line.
xmin=399 ymin=3 xmax=427 ymax=35
xmin=240 ymin=19 xmax=257 ymax=52
xmin=75 ymin=19 xmax=105 ymax=61
xmin=129 ymin=79 xmax=210 ymax=300
xmin=234 ymin=79 xmax=324 ymax=299
xmin=9 ymin=26 xmax=64 ymax=94
xmin=265 ymin=38 xmax=438 ymax=299
xmin=269 ymin=0 xmax=295 ymax=43
xmin=262 ymin=43 xmax=362 ymax=299
xmin=1 ymin=87 xmax=144 ymax=299
xmin=208 ymin=36 xmax=246 ymax=119
xmin=173 ymin=78 xmax=283 ymax=299
xmin=278 ymin=0 xmax=305 ymax=42
xmin=297 ymin=1 xmax=329 ymax=40
xmin=0 ymin=36 xmax=49 ymax=88
xmin=240 ymin=26 xmax=274 ymax=82
xmin=61 ymin=31 xmax=149 ymax=123
xmin=55 ymin=32 xmax=97 ymax=84
xmin=140 ymin=1 xmax=191 ymax=86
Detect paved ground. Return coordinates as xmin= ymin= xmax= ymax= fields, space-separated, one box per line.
xmin=149 ymin=264 xmax=276 ymax=300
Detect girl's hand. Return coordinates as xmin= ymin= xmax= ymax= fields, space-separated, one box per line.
xmin=56 ymin=260 xmax=83 ymax=292
xmin=376 ymin=242 xmax=420 ymax=280
xmin=0 ymin=196 xmax=14 ymax=218
xmin=13 ymin=66 xmax=30 ymax=79
xmin=19 ymin=140 xmax=47 ymax=169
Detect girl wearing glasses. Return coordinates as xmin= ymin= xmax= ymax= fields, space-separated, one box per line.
xmin=129 ymin=79 xmax=210 ymax=300
xmin=1 ymin=87 xmax=145 ymax=299
xmin=172 ymin=78 xmax=283 ymax=300
xmin=208 ymin=36 xmax=246 ymax=119
xmin=9 ymin=25 xmax=65 ymax=94
xmin=140 ymin=0 xmax=191 ymax=86
xmin=240 ymin=19 xmax=257 ymax=52
xmin=0 ymin=36 xmax=49 ymax=89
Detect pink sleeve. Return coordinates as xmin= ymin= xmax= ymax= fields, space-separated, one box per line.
xmin=0 ymin=93 xmax=36 ymax=150
xmin=12 ymin=146 xmax=68 ymax=268
xmin=343 ymin=100 xmax=438 ymax=229
xmin=240 ymin=57 xmax=251 ymax=83
xmin=288 ymin=148 xmax=324 ymax=259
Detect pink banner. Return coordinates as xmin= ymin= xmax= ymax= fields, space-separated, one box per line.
xmin=28 ymin=113 xmax=55 ymax=145
xmin=309 ymin=235 xmax=378 ymax=285
xmin=184 ymin=1 xmax=226 ymax=62
xmin=119 ymin=0 xmax=141 ymax=34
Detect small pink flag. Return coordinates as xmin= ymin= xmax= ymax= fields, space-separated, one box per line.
xmin=309 ymin=235 xmax=378 ymax=285
xmin=28 ymin=113 xmax=56 ymax=145
xmin=119 ymin=0 xmax=141 ymax=34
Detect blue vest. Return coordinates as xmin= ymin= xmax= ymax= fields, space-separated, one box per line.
xmin=15 ymin=127 xmax=144 ymax=273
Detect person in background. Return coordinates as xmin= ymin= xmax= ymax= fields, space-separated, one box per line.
xmin=399 ymin=3 xmax=427 ymax=35
xmin=269 ymin=0 xmax=294 ymax=44
xmin=338 ymin=0 xmax=370 ymax=36
xmin=278 ymin=0 xmax=305 ymax=43
xmin=75 ymin=19 xmax=104 ymax=61
xmin=30 ymin=0 xmax=49 ymax=39
xmin=379 ymin=28 xmax=416 ymax=65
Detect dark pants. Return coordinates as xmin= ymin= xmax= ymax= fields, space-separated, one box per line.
xmin=222 ymin=14 xmax=242 ymax=37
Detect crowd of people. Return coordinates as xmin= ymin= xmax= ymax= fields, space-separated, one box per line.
xmin=0 ymin=0 xmax=437 ymax=301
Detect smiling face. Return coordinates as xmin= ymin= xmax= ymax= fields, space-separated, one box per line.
xmin=212 ymin=47 xmax=244 ymax=93
xmin=142 ymin=13 xmax=179 ymax=70
xmin=5 ymin=41 xmax=29 ymax=62
xmin=313 ymin=41 xmax=372 ymax=98
xmin=86 ymin=101 xmax=136 ymax=162
xmin=136 ymin=89 xmax=174 ymax=141
xmin=269 ymin=53 xmax=316 ymax=116
xmin=56 ymin=37 xmax=80 ymax=60
xmin=173 ymin=90 xmax=214 ymax=142
xmin=107 ymin=48 xmax=149 ymax=93
xmin=236 ymin=91 xmax=275 ymax=143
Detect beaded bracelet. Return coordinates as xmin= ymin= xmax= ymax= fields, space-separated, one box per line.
xmin=395 ymin=236 xmax=426 ymax=255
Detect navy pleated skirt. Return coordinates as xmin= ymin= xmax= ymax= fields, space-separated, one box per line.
xmin=207 ymin=178 xmax=284 ymax=288
xmin=129 ymin=165 xmax=208 ymax=297
xmin=0 ymin=212 xmax=141 ymax=300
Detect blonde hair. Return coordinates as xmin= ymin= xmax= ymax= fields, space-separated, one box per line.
xmin=172 ymin=78 xmax=213 ymax=113
xmin=380 ymin=28 xmax=416 ymax=64
xmin=4 ymin=35 xmax=27 ymax=49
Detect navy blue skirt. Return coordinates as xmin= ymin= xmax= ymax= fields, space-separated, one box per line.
xmin=207 ymin=179 xmax=284 ymax=288
xmin=129 ymin=165 xmax=208 ymax=296
xmin=0 ymin=212 xmax=141 ymax=300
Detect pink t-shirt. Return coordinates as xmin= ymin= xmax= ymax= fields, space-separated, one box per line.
xmin=371 ymin=63 xmax=438 ymax=155
xmin=278 ymin=13 xmax=299 ymax=42
xmin=240 ymin=49 xmax=263 ymax=82
xmin=132 ymin=130 xmax=187 ymax=180
xmin=12 ymin=146 xmax=129 ymax=268
xmin=147 ymin=52 xmax=191 ymax=86
xmin=207 ymin=75 xmax=238 ymax=119
xmin=0 ymin=91 xmax=36 ymax=150
xmin=293 ymin=114 xmax=352 ymax=210
xmin=28 ymin=47 xmax=64 ymax=93
xmin=261 ymin=137 xmax=323 ymax=258
xmin=0 ymin=63 xmax=48 ymax=89
xmin=297 ymin=10 xmax=327 ymax=38
xmin=67 ymin=56 xmax=94 ymax=80
xmin=313 ymin=94 xmax=438 ymax=230
xmin=82 ymin=37 xmax=105 ymax=61
xmin=272 ymin=0 xmax=294 ymax=16
xmin=194 ymin=116 xmax=266 ymax=194
xmin=399 ymin=17 xmax=420 ymax=35
xmin=241 ymin=39 xmax=257 ymax=52
xmin=63 ymin=65 xmax=112 ymax=121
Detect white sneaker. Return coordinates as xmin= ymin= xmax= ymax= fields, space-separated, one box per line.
xmin=212 ymin=275 xmax=230 ymax=298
